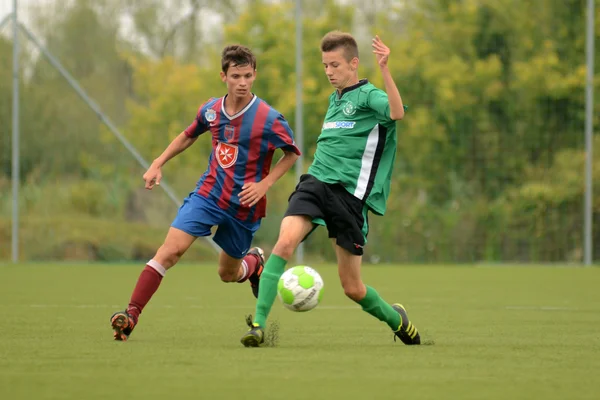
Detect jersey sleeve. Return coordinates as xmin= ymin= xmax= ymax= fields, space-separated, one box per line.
xmin=184 ymin=99 xmax=213 ymax=138
xmin=270 ymin=114 xmax=301 ymax=155
xmin=367 ymin=89 xmax=408 ymax=123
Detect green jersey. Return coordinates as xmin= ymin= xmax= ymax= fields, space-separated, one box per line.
xmin=307 ymin=79 xmax=403 ymax=216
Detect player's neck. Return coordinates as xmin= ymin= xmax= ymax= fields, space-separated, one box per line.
xmin=224 ymin=93 xmax=254 ymax=116
xmin=336 ymin=76 xmax=360 ymax=94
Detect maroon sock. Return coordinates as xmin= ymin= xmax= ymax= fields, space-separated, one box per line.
xmin=126 ymin=265 xmax=163 ymax=323
xmin=237 ymin=253 xmax=259 ymax=283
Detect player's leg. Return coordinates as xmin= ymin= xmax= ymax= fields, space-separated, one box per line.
xmin=214 ymin=244 xmax=264 ymax=296
xmin=111 ymin=227 xmax=197 ymax=341
xmin=330 ymin=185 xmax=420 ymax=345
xmin=334 ymin=243 xmax=420 ymax=344
xmin=212 ymin=215 xmax=264 ymax=298
xmin=240 ymin=174 xmax=327 ymax=347
xmin=128 ymin=227 xmax=198 ymax=315
xmin=216 ymin=249 xmax=263 ymax=283
xmin=254 ymin=216 xmax=314 ymax=321
xmin=240 ymin=215 xmax=314 ymax=347
xmin=110 ymin=193 xmax=215 ymax=341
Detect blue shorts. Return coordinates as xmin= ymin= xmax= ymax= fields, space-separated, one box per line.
xmin=171 ymin=192 xmax=260 ymax=259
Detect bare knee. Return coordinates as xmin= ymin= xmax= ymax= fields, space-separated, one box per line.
xmin=272 ymin=236 xmax=297 ymax=260
xmin=342 ymin=282 xmax=367 ymax=302
xmin=217 ymin=251 xmax=243 ymax=283
xmin=271 ymin=216 xmax=313 ymax=260
xmin=218 ymin=267 xmax=239 ymax=282
xmin=153 ymin=228 xmax=196 ymax=269
xmin=336 ymin=245 xmax=366 ymax=302
xmin=154 ymin=243 xmax=186 ymax=269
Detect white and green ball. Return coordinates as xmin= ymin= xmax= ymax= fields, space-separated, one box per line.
xmin=277 ymin=266 xmax=324 ymax=312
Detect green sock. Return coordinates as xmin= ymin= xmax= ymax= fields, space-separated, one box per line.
xmin=254 ymin=254 xmax=287 ymax=327
xmin=357 ymin=286 xmax=401 ymax=330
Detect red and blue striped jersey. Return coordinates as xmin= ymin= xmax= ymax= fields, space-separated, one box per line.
xmin=184 ymin=94 xmax=300 ymax=223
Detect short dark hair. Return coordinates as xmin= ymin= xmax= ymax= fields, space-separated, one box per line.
xmin=221 ymin=45 xmax=257 ymax=74
xmin=320 ymin=31 xmax=359 ymax=61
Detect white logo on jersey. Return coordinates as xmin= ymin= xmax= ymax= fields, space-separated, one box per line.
xmin=323 ymin=121 xmax=356 ymax=130
xmin=205 ymin=108 xmax=217 ymax=122
xmin=216 ymin=141 xmax=238 ymax=169
xmin=343 ymin=101 xmax=357 ymax=116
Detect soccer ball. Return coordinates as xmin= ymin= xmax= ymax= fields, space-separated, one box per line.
xmin=277 ymin=266 xmax=324 ymax=312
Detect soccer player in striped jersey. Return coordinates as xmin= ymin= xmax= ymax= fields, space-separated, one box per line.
xmin=241 ymin=32 xmax=421 ymax=346
xmin=110 ymin=45 xmax=300 ymax=341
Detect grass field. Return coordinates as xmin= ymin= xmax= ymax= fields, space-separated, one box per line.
xmin=1 ymin=263 xmax=599 ymax=400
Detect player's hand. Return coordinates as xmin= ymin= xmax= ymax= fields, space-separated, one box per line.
xmin=372 ymin=35 xmax=390 ymax=68
xmin=143 ymin=164 xmax=162 ymax=190
xmin=239 ymin=181 xmax=269 ymax=207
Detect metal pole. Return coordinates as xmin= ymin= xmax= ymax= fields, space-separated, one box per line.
xmin=17 ymin=23 xmax=221 ymax=254
xmin=584 ymin=0 xmax=595 ymax=266
xmin=295 ymin=0 xmax=305 ymax=265
xmin=11 ymin=0 xmax=19 ymax=263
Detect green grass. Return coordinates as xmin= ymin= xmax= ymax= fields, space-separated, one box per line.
xmin=1 ymin=263 xmax=599 ymax=400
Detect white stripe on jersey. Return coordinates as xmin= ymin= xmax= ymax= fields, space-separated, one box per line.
xmin=354 ymin=125 xmax=379 ymax=200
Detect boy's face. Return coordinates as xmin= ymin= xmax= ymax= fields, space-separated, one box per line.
xmin=322 ymin=48 xmax=359 ymax=90
xmin=220 ymin=64 xmax=256 ymax=98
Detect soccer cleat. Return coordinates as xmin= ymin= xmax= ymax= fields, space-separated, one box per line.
xmin=391 ymin=303 xmax=421 ymax=345
xmin=110 ymin=311 xmax=136 ymax=341
xmin=247 ymin=247 xmax=265 ymax=298
xmin=240 ymin=314 xmax=264 ymax=347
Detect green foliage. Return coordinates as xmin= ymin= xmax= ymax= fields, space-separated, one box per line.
xmin=1 ymin=0 xmax=599 ymax=262
xmin=223 ymin=0 xmax=355 ymax=153
xmin=120 ymin=54 xmax=216 ymax=190
xmin=0 ymin=215 xmax=214 ymax=261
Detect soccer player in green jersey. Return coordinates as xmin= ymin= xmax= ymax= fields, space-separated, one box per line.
xmin=240 ymin=31 xmax=421 ymax=346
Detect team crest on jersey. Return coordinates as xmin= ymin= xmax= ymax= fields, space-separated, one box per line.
xmin=216 ymin=141 xmax=238 ymax=169
xmin=343 ymin=101 xmax=357 ymax=116
xmin=205 ymin=108 xmax=217 ymax=122
xmin=224 ymin=125 xmax=235 ymax=142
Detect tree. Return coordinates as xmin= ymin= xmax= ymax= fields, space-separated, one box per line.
xmin=223 ymin=0 xmax=355 ymax=154
xmin=18 ymin=0 xmax=135 ymax=179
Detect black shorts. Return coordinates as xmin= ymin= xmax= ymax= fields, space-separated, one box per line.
xmin=284 ymin=174 xmax=369 ymax=256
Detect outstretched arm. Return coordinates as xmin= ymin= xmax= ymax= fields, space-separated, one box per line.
xmin=153 ymin=131 xmax=197 ymax=167
xmin=372 ymin=35 xmax=405 ymax=120
xmin=143 ymin=132 xmax=198 ymax=189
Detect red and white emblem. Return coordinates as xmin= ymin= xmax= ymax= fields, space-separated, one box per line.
xmin=216 ymin=141 xmax=238 ymax=169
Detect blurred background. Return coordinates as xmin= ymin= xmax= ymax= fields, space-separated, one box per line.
xmin=0 ymin=0 xmax=598 ymax=265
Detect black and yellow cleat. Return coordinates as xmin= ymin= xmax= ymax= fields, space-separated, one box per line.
xmin=247 ymin=247 xmax=265 ymax=299
xmin=391 ymin=304 xmax=421 ymax=345
xmin=110 ymin=311 xmax=136 ymax=341
xmin=240 ymin=315 xmax=264 ymax=347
